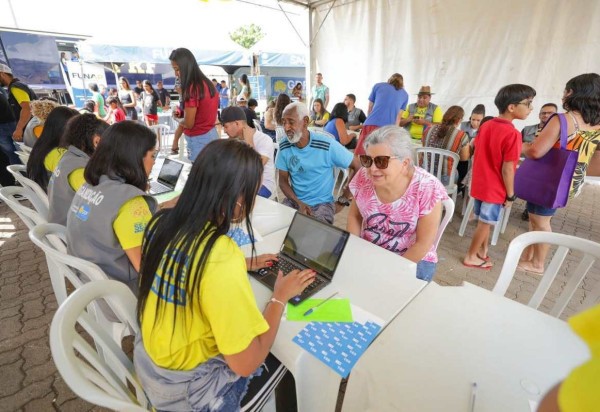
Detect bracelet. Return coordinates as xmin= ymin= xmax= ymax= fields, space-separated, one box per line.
xmin=269 ymin=297 xmax=286 ymax=309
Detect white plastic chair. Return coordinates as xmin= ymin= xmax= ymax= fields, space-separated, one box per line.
xmin=433 ymin=198 xmax=455 ymax=250
xmin=415 ymin=147 xmax=460 ymax=205
xmin=253 ymin=119 xmax=263 ymax=132
xmin=458 ymin=194 xmax=512 ymax=246
xmin=29 ymin=223 xmax=132 ymax=343
xmin=333 ymin=167 xmax=349 ymax=198
xmin=493 ymin=231 xmax=600 ymax=317
xmin=6 ymin=164 xmax=49 ymax=219
xmin=0 ymin=186 xmax=47 ymax=230
xmin=15 ymin=142 xmax=32 ymax=153
xmin=15 ymin=150 xmax=30 ymax=164
xmin=50 ymin=280 xmax=148 ymax=411
xmin=149 ymin=124 xmax=171 ymax=155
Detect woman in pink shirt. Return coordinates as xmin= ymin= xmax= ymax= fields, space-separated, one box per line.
xmin=348 ymin=126 xmax=449 ymax=281
xmin=169 ymin=48 xmax=219 ymax=161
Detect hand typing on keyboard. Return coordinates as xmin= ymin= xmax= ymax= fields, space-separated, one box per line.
xmin=272 ymin=268 xmax=317 ymax=302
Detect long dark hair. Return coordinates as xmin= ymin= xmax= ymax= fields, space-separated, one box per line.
xmin=275 ymin=93 xmax=291 ymax=125
xmin=563 ymin=73 xmax=600 ymax=126
xmin=240 ymin=73 xmax=252 ymax=97
xmin=27 ymin=106 xmax=78 ymax=191
xmin=428 ymin=105 xmax=464 ymax=145
xmin=84 ymin=121 xmax=156 ymax=191
xmin=137 ymin=139 xmax=263 ymax=323
xmin=169 ymin=48 xmax=216 ymax=102
xmin=313 ymin=98 xmax=326 ymax=116
xmin=330 ymin=102 xmax=348 ymax=122
xmin=60 ymin=113 xmax=109 ymax=156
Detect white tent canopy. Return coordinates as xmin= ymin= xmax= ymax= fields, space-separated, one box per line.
xmin=298 ymin=0 xmax=600 ymax=128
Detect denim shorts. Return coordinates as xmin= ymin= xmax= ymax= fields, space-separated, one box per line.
xmin=185 ymin=127 xmax=219 ymax=162
xmin=526 ymin=202 xmax=557 ymax=217
xmin=416 ymin=260 xmax=437 ymax=282
xmin=473 ymin=199 xmax=502 ymax=224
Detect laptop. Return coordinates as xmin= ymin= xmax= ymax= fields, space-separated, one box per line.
xmin=249 ymin=212 xmax=350 ymax=305
xmin=148 ymin=158 xmax=184 ymax=195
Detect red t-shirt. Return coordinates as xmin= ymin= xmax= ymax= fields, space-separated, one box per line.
xmin=471 ymin=118 xmax=521 ymax=204
xmin=183 ymin=82 xmax=219 ymax=136
xmin=114 ymin=108 xmax=126 ymax=122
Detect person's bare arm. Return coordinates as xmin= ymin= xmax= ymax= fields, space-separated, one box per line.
xmin=395 ymin=109 xmax=405 ymax=126
xmin=501 ymin=161 xmax=515 ymax=207
xmin=122 ymin=91 xmax=137 ymax=108
xmin=399 ymin=114 xmax=413 ymax=127
xmin=402 ymin=202 xmax=442 ymax=263
xmin=367 ymin=101 xmax=374 ymax=115
xmin=279 ymin=169 xmax=311 ymax=215
xmin=182 ymin=107 xmax=198 ymax=129
xmin=459 ymin=144 xmax=471 ymax=161
xmin=13 ymin=102 xmax=31 ymax=140
xmin=346 ymin=201 xmax=362 ymax=236
xmin=124 ymin=246 xmax=142 ymax=272
xmin=224 ymin=268 xmax=315 ymax=376
xmin=336 ymin=119 xmax=353 ymax=146
xmin=522 ymin=115 xmax=560 ymax=159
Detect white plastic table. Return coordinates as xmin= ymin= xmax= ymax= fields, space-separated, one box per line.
xmin=250 ymin=196 xmax=296 ymax=237
xmin=343 ymin=282 xmax=590 ymax=412
xmin=242 ymin=229 xmax=426 ymax=412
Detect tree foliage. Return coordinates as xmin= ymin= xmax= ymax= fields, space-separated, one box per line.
xmin=229 ymin=24 xmax=265 ymax=50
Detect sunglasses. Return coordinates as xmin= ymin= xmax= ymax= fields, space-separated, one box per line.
xmin=359 ymin=155 xmax=399 ymax=169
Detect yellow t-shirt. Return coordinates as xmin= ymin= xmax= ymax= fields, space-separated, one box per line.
xmin=558 ymin=304 xmax=600 ymax=411
xmin=141 ymin=230 xmax=269 ymax=370
xmin=43 ymin=147 xmax=66 ymax=174
xmin=113 ymin=196 xmax=152 ymax=250
xmin=10 ymin=87 xmax=31 ymax=104
xmin=402 ymin=105 xmax=443 ymax=140
xmin=67 ymin=167 xmax=86 ymax=192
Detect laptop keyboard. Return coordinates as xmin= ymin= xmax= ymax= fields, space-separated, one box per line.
xmin=149 ymin=181 xmax=171 ymax=195
xmin=273 ymin=258 xmax=326 ymax=297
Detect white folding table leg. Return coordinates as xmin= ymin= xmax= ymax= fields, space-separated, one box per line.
xmin=459 ymin=197 xmax=474 ymax=237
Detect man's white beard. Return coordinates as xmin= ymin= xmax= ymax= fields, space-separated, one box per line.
xmin=287 ymin=131 xmax=302 ymax=144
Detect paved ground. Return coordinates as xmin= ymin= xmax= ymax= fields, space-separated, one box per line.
xmin=1 ymin=183 xmax=599 ymax=411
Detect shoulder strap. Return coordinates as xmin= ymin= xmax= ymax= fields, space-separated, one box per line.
xmin=557 ymin=113 xmax=568 ymax=149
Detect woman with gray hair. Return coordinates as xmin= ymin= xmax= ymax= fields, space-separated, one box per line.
xmin=347 ymin=125 xmax=448 ymax=281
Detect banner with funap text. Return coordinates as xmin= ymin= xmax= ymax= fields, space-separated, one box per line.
xmin=63 ymin=61 xmax=107 ymax=108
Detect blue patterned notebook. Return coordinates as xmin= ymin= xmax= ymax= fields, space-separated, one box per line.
xmin=292 ymin=321 xmax=382 ymax=378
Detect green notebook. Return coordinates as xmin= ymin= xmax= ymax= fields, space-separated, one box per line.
xmin=286 ymin=298 xmax=353 ymax=322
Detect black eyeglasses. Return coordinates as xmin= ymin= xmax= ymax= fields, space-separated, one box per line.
xmin=359 ymin=155 xmax=399 ymax=169
xmin=514 ymin=100 xmax=533 ymax=109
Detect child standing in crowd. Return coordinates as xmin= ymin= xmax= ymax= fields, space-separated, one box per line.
xmin=463 ymin=84 xmax=536 ymax=269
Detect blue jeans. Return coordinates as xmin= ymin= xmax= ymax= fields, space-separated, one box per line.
xmin=185 ymin=127 xmax=219 ymax=162
xmin=0 ymin=122 xmax=21 ymax=165
xmin=416 ymin=260 xmax=437 ymax=282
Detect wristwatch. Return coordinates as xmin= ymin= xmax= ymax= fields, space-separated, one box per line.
xmin=337 ymin=196 xmax=351 ymax=207
xmin=505 ymin=194 xmax=517 ymax=202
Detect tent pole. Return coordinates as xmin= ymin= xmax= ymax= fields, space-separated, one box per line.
xmin=307 ymin=5 xmax=313 ymax=106
xmin=277 ymin=1 xmax=307 ymax=48
xmin=310 ymin=0 xmax=336 ymax=47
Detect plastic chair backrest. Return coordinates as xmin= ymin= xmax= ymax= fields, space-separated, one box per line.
xmin=0 ymin=186 xmax=47 ymax=230
xmin=493 ymin=231 xmax=600 ymax=317
xmin=16 ymin=151 xmax=30 ymax=164
xmin=50 ymin=280 xmax=148 ymax=411
xmin=333 ymin=168 xmax=349 ymax=198
xmin=253 ymin=119 xmax=263 ymax=132
xmin=6 ymin=164 xmax=49 ymax=218
xmin=415 ymin=147 xmax=460 ymax=187
xmin=433 ymin=198 xmax=455 ymax=250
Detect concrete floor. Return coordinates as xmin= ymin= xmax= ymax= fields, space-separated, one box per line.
xmin=1 ymin=181 xmax=599 ymax=411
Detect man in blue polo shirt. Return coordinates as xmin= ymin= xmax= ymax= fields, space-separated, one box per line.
xmin=276 ymin=102 xmax=360 ymax=224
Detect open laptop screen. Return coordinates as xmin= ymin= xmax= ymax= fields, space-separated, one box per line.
xmin=282 ymin=213 xmax=349 ymax=279
xmin=157 ymin=159 xmax=183 ymax=187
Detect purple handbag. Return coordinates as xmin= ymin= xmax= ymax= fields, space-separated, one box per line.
xmin=515 ymin=113 xmax=578 ymax=208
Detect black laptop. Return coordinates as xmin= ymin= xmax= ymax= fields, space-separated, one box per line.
xmin=249 ymin=212 xmax=350 ymax=305
xmin=148 ymin=158 xmax=184 ymax=195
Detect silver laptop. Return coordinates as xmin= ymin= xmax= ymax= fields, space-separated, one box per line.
xmin=249 ymin=212 xmax=350 ymax=305
xmin=148 ymin=158 xmax=184 ymax=195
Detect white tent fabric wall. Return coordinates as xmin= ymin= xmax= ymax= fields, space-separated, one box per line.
xmin=310 ymin=0 xmax=600 ymax=128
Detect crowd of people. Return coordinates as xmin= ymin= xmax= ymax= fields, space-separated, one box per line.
xmin=2 ymin=48 xmax=600 ymax=410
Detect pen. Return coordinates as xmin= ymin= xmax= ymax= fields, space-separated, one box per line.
xmin=303 ymin=292 xmax=339 ymax=317
xmin=470 ymin=382 xmax=477 ymax=412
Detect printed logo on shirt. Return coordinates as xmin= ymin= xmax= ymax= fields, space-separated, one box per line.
xmin=289 ymin=155 xmax=305 ymax=174
xmin=74 ymin=204 xmax=90 ymax=221
xmin=134 ymin=222 xmax=146 ymax=234
xmin=151 ymin=274 xmax=186 ymax=306
xmin=364 ymin=213 xmax=410 ymax=254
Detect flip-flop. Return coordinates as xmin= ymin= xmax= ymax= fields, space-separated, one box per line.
xmin=517 ymin=264 xmax=544 ymax=275
xmin=477 ymin=253 xmax=490 ymax=262
xmin=462 ymin=260 xmax=493 ymax=270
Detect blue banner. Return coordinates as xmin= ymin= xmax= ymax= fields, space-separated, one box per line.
xmin=271 ymin=77 xmax=305 ymax=97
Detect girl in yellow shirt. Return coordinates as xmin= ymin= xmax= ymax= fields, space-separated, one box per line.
xmin=136 ymin=139 xmax=316 ymax=411
xmin=26 ymin=106 xmax=78 ymax=191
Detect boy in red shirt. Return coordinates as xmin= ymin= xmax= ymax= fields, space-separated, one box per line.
xmin=463 ymin=84 xmax=536 ymax=269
